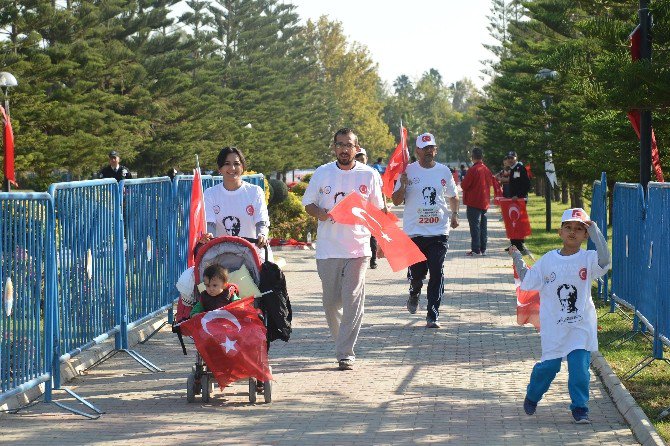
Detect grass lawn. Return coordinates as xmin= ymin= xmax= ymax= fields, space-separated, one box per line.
xmin=522 ymin=194 xmax=670 ymax=442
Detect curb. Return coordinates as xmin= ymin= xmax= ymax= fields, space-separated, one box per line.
xmin=591 ymin=351 xmax=666 ymax=446
xmin=0 ymin=313 xmax=168 ymax=414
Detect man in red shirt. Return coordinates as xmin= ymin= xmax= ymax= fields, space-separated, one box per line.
xmin=461 ymin=147 xmax=494 ymax=256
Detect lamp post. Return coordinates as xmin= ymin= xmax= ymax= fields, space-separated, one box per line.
xmin=638 ymin=0 xmax=652 ymax=190
xmin=535 ymin=68 xmax=559 ymax=232
xmin=0 ymin=71 xmax=18 ymax=192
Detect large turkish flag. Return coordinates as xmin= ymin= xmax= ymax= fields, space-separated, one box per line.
xmin=328 ymin=191 xmax=426 ymax=272
xmin=180 ymin=297 xmax=272 ymax=389
xmin=497 ymin=198 xmax=531 ymax=240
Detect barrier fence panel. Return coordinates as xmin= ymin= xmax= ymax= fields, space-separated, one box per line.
xmin=121 ymin=178 xmax=174 ymax=328
xmin=648 ymin=183 xmax=670 ymax=352
xmin=588 ymin=172 xmax=608 ymax=301
xmin=611 ymin=183 xmax=646 ymax=312
xmin=0 ymin=193 xmax=55 ymax=404
xmin=48 ymin=180 xmax=120 ymax=361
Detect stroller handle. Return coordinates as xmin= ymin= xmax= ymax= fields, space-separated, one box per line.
xmin=241 ymin=237 xmax=270 ymax=263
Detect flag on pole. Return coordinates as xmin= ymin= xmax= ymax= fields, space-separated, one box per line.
xmin=179 ymin=297 xmax=272 ymax=389
xmin=187 ymin=163 xmax=206 ymax=268
xmin=328 ymin=191 xmax=426 ymax=272
xmin=1 ymin=105 xmax=18 ymax=187
xmin=381 ymin=126 xmax=409 ymax=197
xmin=492 ymin=175 xmax=504 ymax=199
xmin=514 ymin=265 xmax=540 ymax=330
xmin=497 ymin=198 xmax=532 ymax=240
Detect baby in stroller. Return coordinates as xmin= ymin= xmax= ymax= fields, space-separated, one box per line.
xmin=189 ymin=265 xmax=240 ymax=317
xmin=176 ymin=236 xmax=273 ymax=404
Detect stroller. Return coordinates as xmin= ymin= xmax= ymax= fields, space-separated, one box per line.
xmin=178 ymin=236 xmax=272 ymax=404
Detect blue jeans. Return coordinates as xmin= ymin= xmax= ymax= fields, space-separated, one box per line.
xmin=466 ymin=207 xmax=488 ymax=253
xmin=407 ymin=235 xmax=448 ymax=322
xmin=526 ymin=349 xmax=591 ymax=412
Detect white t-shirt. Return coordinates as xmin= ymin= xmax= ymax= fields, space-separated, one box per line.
xmin=520 ymin=249 xmax=608 ymax=361
xmin=302 ymin=161 xmax=384 ymax=259
xmin=394 ymin=162 xmax=458 ymax=237
xmin=204 ymin=182 xmax=269 ymax=239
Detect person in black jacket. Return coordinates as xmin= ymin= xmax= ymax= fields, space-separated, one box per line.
xmin=99 ymin=151 xmax=133 ymax=181
xmin=499 ymin=151 xmax=531 ymax=254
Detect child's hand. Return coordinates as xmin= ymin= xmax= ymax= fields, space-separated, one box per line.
xmin=508 ymin=245 xmax=518 ymax=256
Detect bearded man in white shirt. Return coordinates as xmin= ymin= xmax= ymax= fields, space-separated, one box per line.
xmin=302 ymin=128 xmax=385 ymax=371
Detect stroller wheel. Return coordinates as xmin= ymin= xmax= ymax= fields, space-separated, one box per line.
xmin=186 ymin=373 xmax=196 ymax=403
xmin=248 ymin=378 xmax=257 ymax=404
xmin=263 ymin=379 xmax=272 ymax=403
xmin=201 ymin=374 xmax=211 ymax=403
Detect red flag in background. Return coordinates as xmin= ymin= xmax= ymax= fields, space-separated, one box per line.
xmin=514 ymin=265 xmax=540 ymax=330
xmin=627 ymin=111 xmax=664 ymax=182
xmin=187 ymin=166 xmax=206 ymax=267
xmin=492 ymin=175 xmax=504 ymax=199
xmin=1 ymin=106 xmax=18 ymax=187
xmin=497 ymin=198 xmax=532 ymax=240
xmin=628 ymin=25 xmax=664 ymax=182
xmin=328 ymin=191 xmax=426 ymax=272
xmin=525 ymin=162 xmax=534 ymax=179
xmin=180 ymin=297 xmax=272 ymax=389
xmin=381 ymin=126 xmax=409 ymax=197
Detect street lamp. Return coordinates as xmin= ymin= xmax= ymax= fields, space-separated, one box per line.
xmin=0 ymin=71 xmax=18 ymax=192
xmin=536 ymin=68 xmax=559 ymax=232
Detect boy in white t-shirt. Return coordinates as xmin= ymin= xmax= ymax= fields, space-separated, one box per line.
xmin=509 ymin=208 xmax=610 ymax=424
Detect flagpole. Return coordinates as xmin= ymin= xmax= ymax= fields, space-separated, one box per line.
xmin=195 ymin=154 xmax=200 ymax=171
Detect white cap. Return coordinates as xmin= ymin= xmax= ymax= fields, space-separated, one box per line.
xmin=561 ymin=208 xmax=589 ymax=224
xmin=356 ymin=147 xmax=367 ymax=156
xmin=416 ymin=133 xmax=436 ymax=149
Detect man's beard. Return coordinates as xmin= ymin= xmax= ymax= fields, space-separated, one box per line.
xmin=337 ymin=155 xmax=353 ymax=166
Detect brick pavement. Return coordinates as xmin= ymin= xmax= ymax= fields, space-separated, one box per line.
xmin=0 ymin=207 xmax=640 ymax=445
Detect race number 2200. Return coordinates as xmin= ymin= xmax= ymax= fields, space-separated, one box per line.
xmin=418 ymin=216 xmax=439 ymax=224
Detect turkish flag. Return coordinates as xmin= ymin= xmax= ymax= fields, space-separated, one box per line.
xmin=514 ymin=265 xmax=540 ymax=330
xmin=627 ymin=111 xmax=664 ymax=182
xmin=492 ymin=176 xmax=504 ymax=199
xmin=187 ymin=167 xmax=206 ymax=268
xmin=1 ymin=106 xmax=18 ymax=187
xmin=381 ymin=126 xmax=409 ymax=197
xmin=328 ymin=191 xmax=426 ymax=272
xmin=180 ymin=297 xmax=272 ymax=389
xmin=497 ymin=198 xmax=531 ymax=240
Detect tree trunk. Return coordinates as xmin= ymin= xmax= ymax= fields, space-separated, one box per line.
xmin=561 ymin=182 xmax=569 ymax=204
xmin=569 ymin=182 xmax=584 ymax=208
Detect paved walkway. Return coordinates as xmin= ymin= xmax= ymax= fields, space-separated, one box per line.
xmin=1 ymin=208 xmax=639 ymax=445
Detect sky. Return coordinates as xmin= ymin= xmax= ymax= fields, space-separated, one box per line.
xmin=281 ymin=0 xmax=497 ymax=91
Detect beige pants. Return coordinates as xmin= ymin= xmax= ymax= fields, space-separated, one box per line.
xmin=316 ymin=257 xmax=368 ymax=361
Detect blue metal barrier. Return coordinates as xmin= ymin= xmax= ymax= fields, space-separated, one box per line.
xmin=647 ymin=183 xmax=670 ymax=352
xmin=48 ymin=180 xmax=120 ymax=366
xmin=588 ymin=172 xmax=609 ymax=301
xmin=611 ymin=183 xmax=646 ymax=313
xmin=0 ymin=193 xmax=55 ymax=405
xmin=120 ymin=178 xmax=174 ymax=330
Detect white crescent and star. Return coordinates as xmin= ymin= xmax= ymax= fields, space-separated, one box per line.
xmin=351 ymin=206 xmax=392 ymax=242
xmin=200 ymin=309 xmax=242 ymax=355
xmin=508 ymin=205 xmax=520 ymax=227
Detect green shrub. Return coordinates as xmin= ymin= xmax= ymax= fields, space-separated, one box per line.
xmin=267 ymin=179 xmax=288 ymax=206
xmin=301 ymin=173 xmax=312 ymax=183
xmin=290 ymin=181 xmax=307 ymax=197
xmin=269 ymin=191 xmax=317 ymax=240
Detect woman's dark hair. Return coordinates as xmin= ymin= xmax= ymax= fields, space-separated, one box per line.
xmin=203 ymin=264 xmax=228 ymax=284
xmin=216 ymin=147 xmax=247 ymax=170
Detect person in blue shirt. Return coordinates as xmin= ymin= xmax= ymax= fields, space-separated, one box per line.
xmin=372 ymin=157 xmax=386 ymax=174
